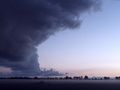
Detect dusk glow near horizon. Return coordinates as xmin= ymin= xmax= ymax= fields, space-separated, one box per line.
xmin=38 ymin=0 xmax=120 ymax=77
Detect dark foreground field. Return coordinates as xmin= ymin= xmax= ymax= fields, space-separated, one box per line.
xmin=1 ymin=79 xmax=120 ymax=90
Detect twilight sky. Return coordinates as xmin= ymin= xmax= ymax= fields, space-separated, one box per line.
xmin=38 ymin=0 xmax=120 ymax=77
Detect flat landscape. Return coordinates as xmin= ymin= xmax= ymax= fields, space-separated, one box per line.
xmin=1 ymin=79 xmax=120 ymax=90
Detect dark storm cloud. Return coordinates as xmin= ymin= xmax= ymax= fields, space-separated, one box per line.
xmin=0 ymin=0 xmax=100 ymax=76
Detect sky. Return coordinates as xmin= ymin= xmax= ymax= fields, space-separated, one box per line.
xmin=38 ymin=0 xmax=120 ymax=77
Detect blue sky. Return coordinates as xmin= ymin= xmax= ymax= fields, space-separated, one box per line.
xmin=38 ymin=0 xmax=120 ymax=76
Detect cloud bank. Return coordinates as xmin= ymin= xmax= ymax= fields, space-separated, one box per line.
xmin=0 ymin=0 xmax=100 ymax=76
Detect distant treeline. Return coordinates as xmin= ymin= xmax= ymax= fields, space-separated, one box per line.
xmin=0 ymin=76 xmax=120 ymax=80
